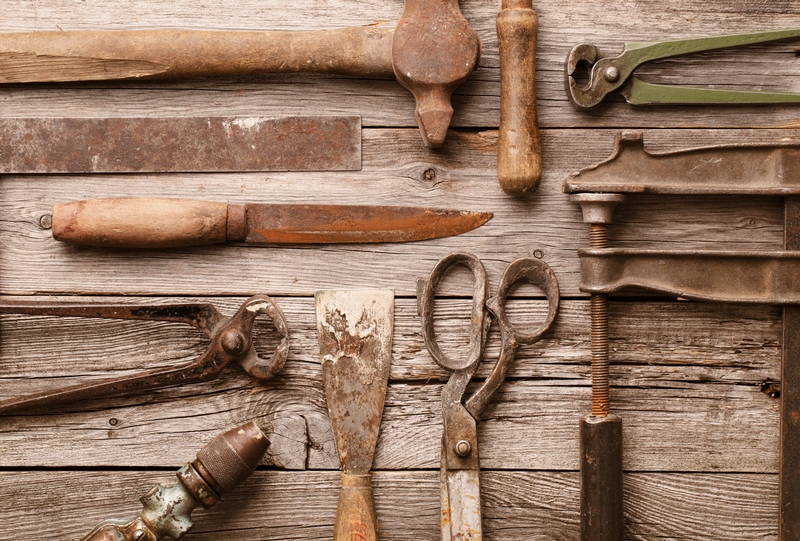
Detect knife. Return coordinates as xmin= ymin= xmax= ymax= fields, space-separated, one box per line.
xmin=50 ymin=198 xmax=492 ymax=248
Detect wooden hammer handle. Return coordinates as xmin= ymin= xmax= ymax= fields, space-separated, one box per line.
xmin=334 ymin=474 xmax=378 ymax=541
xmin=51 ymin=198 xmax=230 ymax=249
xmin=0 ymin=27 xmax=394 ymax=84
xmin=497 ymin=0 xmax=541 ymax=195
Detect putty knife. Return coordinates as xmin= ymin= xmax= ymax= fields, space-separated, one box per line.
xmin=315 ymin=289 xmax=393 ymax=541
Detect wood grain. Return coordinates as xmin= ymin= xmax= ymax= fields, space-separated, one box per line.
xmin=0 ymin=128 xmax=790 ymax=296
xmin=0 ymin=470 xmax=778 ymax=541
xmin=0 ymin=297 xmax=781 ymax=472
xmin=0 ymin=1 xmax=798 ymax=130
xmin=0 ymin=0 xmax=797 ymax=538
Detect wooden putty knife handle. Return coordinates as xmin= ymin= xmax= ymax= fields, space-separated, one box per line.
xmin=334 ymin=474 xmax=378 ymax=541
xmin=52 ymin=198 xmax=240 ymax=249
xmin=496 ymin=0 xmax=541 ymax=195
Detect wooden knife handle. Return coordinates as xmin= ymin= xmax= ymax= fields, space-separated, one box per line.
xmin=497 ymin=0 xmax=541 ymax=196
xmin=334 ymin=474 xmax=378 ymax=541
xmin=51 ymin=198 xmax=229 ymax=248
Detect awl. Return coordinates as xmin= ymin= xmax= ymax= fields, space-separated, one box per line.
xmin=50 ymin=198 xmax=492 ymax=248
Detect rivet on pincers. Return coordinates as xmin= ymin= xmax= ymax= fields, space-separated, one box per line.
xmin=604 ymin=66 xmax=620 ymax=83
xmin=221 ymin=330 xmax=245 ymax=354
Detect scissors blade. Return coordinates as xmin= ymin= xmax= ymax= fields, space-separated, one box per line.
xmin=441 ymin=450 xmax=482 ymax=541
xmin=441 ymin=387 xmax=482 ymax=541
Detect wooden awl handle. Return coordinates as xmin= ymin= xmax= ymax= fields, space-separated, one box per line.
xmin=52 ymin=198 xmax=229 ymax=249
xmin=497 ymin=0 xmax=541 ymax=195
xmin=334 ymin=474 xmax=378 ymax=541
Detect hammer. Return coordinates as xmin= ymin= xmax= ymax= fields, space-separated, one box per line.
xmin=0 ymin=1 xmax=480 ymax=148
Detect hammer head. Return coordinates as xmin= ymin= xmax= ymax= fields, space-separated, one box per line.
xmin=392 ymin=0 xmax=481 ymax=148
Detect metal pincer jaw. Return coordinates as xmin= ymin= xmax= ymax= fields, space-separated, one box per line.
xmin=226 ymin=295 xmax=290 ymax=380
xmin=565 ymin=43 xmax=628 ymax=111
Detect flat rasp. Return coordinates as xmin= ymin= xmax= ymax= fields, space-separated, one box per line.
xmin=0 ymin=116 xmax=361 ymax=172
xmin=50 ymin=198 xmax=492 ymax=248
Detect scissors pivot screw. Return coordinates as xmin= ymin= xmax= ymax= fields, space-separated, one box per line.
xmin=132 ymin=530 xmax=146 ymax=541
xmin=454 ymin=440 xmax=472 ymax=457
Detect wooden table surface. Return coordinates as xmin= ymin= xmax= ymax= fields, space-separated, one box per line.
xmin=2 ymin=1 xmax=800 ymax=539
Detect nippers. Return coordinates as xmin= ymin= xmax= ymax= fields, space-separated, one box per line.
xmin=0 ymin=295 xmax=289 ymax=414
xmin=566 ymin=28 xmax=800 ymax=110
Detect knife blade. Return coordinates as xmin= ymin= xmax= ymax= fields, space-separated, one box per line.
xmin=50 ymin=198 xmax=492 ymax=248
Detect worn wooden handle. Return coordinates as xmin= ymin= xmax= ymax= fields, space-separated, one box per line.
xmin=334 ymin=474 xmax=378 ymax=541
xmin=51 ymin=198 xmax=229 ymax=249
xmin=0 ymin=27 xmax=394 ymax=84
xmin=497 ymin=0 xmax=541 ymax=195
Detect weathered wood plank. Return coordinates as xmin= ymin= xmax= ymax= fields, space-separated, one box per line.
xmin=0 ymin=470 xmax=778 ymax=541
xmin=0 ymin=0 xmax=795 ymax=537
xmin=0 ymin=298 xmax=781 ymax=471
xmin=0 ymin=1 xmax=799 ymax=129
xmin=0 ymin=378 xmax=780 ymax=472
xmin=0 ymin=128 xmax=789 ymax=296
xmin=0 ymin=298 xmax=779 ymax=385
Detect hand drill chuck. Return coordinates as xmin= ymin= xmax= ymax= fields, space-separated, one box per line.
xmin=81 ymin=422 xmax=269 ymax=541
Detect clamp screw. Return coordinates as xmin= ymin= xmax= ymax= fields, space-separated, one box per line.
xmin=132 ymin=530 xmax=147 ymax=541
xmin=454 ymin=440 xmax=472 ymax=457
xmin=604 ymin=66 xmax=620 ymax=83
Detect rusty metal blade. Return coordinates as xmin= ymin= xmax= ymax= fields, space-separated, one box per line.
xmin=0 ymin=116 xmax=361 ymax=172
xmin=243 ymin=204 xmax=492 ymax=244
xmin=316 ymin=290 xmax=393 ymax=474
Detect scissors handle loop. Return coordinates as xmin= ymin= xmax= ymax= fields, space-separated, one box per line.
xmin=466 ymin=258 xmax=560 ymax=418
xmin=487 ymin=257 xmax=560 ymax=344
xmin=417 ymin=252 xmax=490 ymax=372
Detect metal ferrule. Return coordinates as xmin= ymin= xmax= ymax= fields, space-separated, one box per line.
xmin=176 ymin=462 xmax=221 ymax=509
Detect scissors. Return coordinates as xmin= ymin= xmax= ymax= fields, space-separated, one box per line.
xmin=566 ymin=28 xmax=800 ymax=110
xmin=0 ymin=295 xmax=289 ymax=414
xmin=417 ymin=252 xmax=560 ymax=541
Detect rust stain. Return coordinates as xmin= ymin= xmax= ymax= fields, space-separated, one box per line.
xmin=0 ymin=116 xmax=360 ymax=174
xmin=248 ymin=204 xmax=492 ymax=244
